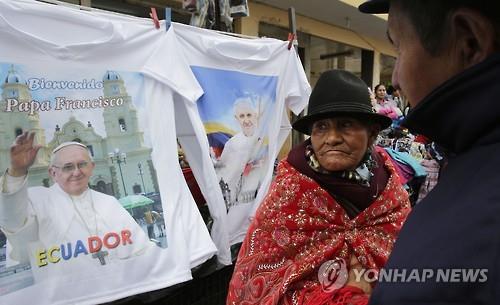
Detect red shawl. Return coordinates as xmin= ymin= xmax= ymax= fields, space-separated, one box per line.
xmin=227 ymin=149 xmax=411 ymax=305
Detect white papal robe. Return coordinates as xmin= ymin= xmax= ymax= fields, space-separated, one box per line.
xmin=215 ymin=132 xmax=267 ymax=208
xmin=0 ymin=172 xmax=154 ymax=280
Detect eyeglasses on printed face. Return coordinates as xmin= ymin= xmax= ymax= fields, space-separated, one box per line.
xmin=52 ymin=161 xmax=90 ymax=173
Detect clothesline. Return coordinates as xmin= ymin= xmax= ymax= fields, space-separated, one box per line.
xmin=37 ymin=0 xmax=283 ymax=42
xmin=37 ymin=0 xmax=125 ymax=17
xmin=215 ymin=30 xmax=260 ymax=40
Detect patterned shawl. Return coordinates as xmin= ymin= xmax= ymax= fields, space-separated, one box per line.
xmin=227 ymin=149 xmax=411 ymax=305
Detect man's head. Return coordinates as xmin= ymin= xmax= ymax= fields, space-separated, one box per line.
xmin=360 ymin=0 xmax=500 ymax=107
xmin=233 ymin=98 xmax=258 ymax=137
xmin=48 ymin=142 xmax=95 ymax=196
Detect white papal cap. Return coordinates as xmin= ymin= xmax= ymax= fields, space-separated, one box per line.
xmin=233 ymin=97 xmax=255 ymax=113
xmin=52 ymin=142 xmax=88 ymax=154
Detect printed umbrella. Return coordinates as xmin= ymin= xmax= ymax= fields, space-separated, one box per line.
xmin=118 ymin=194 xmax=154 ymax=210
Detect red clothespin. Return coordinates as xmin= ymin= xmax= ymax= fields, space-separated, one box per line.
xmin=150 ymin=7 xmax=160 ymax=29
xmin=287 ymin=33 xmax=296 ymax=50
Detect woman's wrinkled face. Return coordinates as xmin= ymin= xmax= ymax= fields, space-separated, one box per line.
xmin=310 ymin=117 xmax=377 ymax=171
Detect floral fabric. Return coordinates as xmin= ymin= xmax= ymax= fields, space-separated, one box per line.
xmin=227 ymin=150 xmax=411 ymax=305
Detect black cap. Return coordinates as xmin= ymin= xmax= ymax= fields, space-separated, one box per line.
xmin=358 ymin=0 xmax=390 ymax=14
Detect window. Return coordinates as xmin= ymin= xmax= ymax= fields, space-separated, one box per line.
xmin=96 ymin=181 xmax=107 ymax=193
xmin=87 ymin=145 xmax=94 ymax=157
xmin=133 ymin=184 xmax=142 ymax=194
xmin=111 ymin=84 xmax=120 ymax=95
xmin=119 ymin=118 xmax=127 ymax=132
xmin=15 ymin=128 xmax=23 ymax=137
xmin=9 ymin=89 xmax=18 ymax=98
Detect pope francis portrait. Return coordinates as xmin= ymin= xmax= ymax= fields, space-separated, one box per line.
xmin=0 ymin=131 xmax=154 ymax=272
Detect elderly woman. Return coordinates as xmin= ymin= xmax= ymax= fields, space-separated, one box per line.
xmin=227 ymin=70 xmax=411 ymax=305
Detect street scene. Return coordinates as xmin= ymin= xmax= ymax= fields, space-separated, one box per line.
xmin=0 ymin=0 xmax=499 ymax=305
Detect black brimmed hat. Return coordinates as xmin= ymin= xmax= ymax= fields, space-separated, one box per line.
xmin=292 ymin=70 xmax=392 ymax=135
xmin=358 ymin=0 xmax=390 ymax=14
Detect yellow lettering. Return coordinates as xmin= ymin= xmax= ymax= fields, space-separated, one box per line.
xmin=36 ymin=249 xmax=48 ymax=267
xmin=47 ymin=246 xmax=61 ymax=264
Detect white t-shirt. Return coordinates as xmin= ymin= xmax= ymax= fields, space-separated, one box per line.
xmin=162 ymin=22 xmax=311 ymax=262
xmin=0 ymin=1 xmax=216 ymax=304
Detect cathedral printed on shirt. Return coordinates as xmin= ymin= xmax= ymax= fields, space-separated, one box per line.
xmin=0 ymin=62 xmax=168 ymax=295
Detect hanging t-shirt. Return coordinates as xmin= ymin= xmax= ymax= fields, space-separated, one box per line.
xmin=0 ymin=1 xmax=216 ymax=304
xmin=87 ymin=2 xmax=218 ymax=271
xmin=162 ymin=22 xmax=311 ymax=261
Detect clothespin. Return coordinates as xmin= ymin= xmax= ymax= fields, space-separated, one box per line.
xmin=287 ymin=7 xmax=297 ymax=51
xmin=287 ymin=33 xmax=296 ymax=50
xmin=165 ymin=7 xmax=171 ymax=31
xmin=149 ymin=7 xmax=160 ymax=29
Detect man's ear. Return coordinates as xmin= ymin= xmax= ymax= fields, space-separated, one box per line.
xmin=450 ymin=8 xmax=496 ymax=69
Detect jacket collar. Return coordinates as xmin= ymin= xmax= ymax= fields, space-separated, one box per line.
xmin=403 ymin=53 xmax=500 ymax=154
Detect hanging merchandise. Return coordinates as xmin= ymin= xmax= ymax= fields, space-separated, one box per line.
xmin=219 ymin=0 xmax=234 ymax=30
xmin=190 ymin=0 xmax=233 ymax=31
xmin=0 ymin=1 xmax=217 ymax=304
xmin=229 ymin=0 xmax=250 ymax=17
xmin=182 ymin=0 xmax=198 ymax=13
xmin=161 ymin=22 xmax=311 ymax=264
xmin=190 ymin=0 xmax=215 ymax=29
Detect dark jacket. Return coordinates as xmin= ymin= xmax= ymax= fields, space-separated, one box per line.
xmin=369 ymin=53 xmax=500 ymax=304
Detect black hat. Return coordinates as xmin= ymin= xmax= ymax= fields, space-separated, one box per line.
xmin=358 ymin=0 xmax=390 ymax=14
xmin=292 ymin=70 xmax=392 ymax=135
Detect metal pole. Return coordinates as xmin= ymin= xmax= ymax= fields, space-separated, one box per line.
xmin=288 ymin=7 xmax=298 ymax=53
xmin=214 ymin=0 xmax=221 ymax=30
xmin=138 ymin=163 xmax=146 ymax=193
xmin=288 ymin=7 xmax=304 ymax=146
xmin=117 ymin=160 xmax=127 ymax=196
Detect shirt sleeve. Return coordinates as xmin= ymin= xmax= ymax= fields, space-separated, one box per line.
xmin=282 ymin=48 xmax=311 ymax=115
xmin=0 ymin=172 xmax=39 ymax=264
xmin=1 ymin=170 xmax=26 ymax=194
xmin=0 ymin=171 xmax=31 ymax=230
